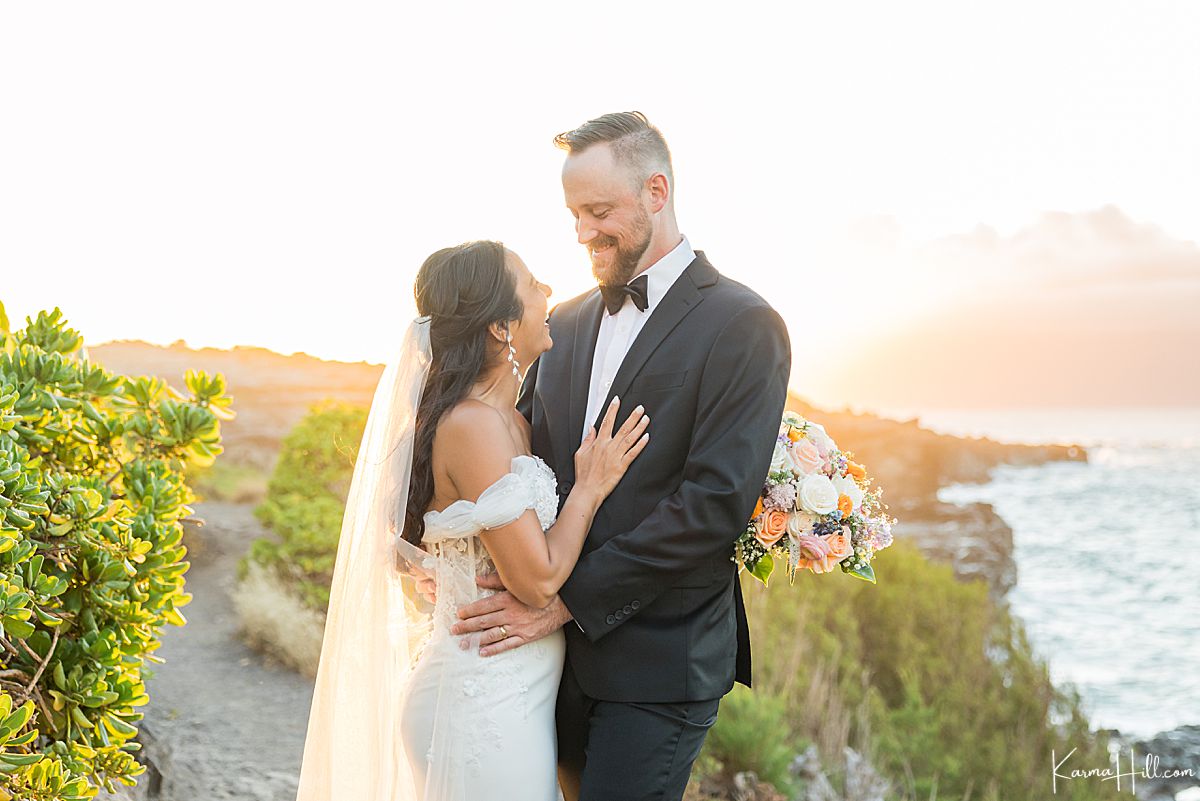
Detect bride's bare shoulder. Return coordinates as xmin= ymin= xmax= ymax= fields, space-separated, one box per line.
xmin=434 ymin=401 xmax=525 ymax=500
xmin=438 ymin=399 xmax=503 ymax=441
xmin=435 ymin=400 xmax=520 ymax=469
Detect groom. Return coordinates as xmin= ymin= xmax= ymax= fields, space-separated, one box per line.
xmin=453 ymin=111 xmax=792 ymax=801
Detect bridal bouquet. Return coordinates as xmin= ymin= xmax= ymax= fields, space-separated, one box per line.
xmin=736 ymin=411 xmax=896 ymax=585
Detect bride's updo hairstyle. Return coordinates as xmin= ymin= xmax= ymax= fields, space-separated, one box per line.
xmin=403 ymin=240 xmax=525 ymax=545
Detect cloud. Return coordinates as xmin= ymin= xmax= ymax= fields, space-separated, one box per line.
xmin=816 ymin=206 xmax=1200 ymax=411
xmin=918 ymin=205 xmax=1200 ymax=293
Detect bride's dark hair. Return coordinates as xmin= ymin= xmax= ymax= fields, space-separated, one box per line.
xmin=403 ymin=240 xmax=524 ymax=545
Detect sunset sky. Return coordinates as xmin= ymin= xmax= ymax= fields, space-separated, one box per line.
xmin=3 ymin=1 xmax=1198 ymax=415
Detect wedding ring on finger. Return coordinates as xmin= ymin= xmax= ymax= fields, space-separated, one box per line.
xmin=498 ymin=625 xmax=508 ymax=639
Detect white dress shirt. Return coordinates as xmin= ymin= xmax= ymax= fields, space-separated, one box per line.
xmin=581 ymin=235 xmax=696 ymax=443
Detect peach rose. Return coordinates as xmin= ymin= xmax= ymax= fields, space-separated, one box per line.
xmin=789 ymin=439 xmax=824 ymax=475
xmin=811 ymin=532 xmax=854 ymax=574
xmin=754 ymin=509 xmax=789 ymax=548
xmin=786 ymin=426 xmax=802 ymax=442
xmin=845 ymin=461 xmax=866 ymax=480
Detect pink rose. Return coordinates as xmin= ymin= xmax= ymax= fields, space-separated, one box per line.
xmin=794 ymin=533 xmax=853 ymax=574
xmin=792 ymin=534 xmax=829 ymax=573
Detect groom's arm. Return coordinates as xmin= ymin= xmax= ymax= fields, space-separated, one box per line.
xmin=557 ymin=303 xmax=791 ymax=642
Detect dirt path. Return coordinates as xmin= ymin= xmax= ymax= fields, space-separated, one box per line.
xmin=132 ymin=500 xmax=313 ymax=801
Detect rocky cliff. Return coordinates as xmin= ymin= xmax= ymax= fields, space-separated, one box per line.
xmin=784 ymin=397 xmax=1085 ymax=601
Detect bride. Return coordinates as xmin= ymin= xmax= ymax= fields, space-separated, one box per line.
xmin=294 ymin=239 xmax=649 ymax=801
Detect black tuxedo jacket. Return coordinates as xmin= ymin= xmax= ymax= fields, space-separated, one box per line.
xmin=516 ymin=251 xmax=791 ymax=703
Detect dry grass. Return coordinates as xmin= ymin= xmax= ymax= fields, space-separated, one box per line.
xmin=187 ymin=459 xmax=270 ymax=505
xmin=231 ymin=558 xmax=325 ymax=678
xmin=737 ymin=581 xmax=889 ymax=799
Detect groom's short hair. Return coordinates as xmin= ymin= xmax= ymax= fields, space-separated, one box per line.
xmin=554 ymin=111 xmax=674 ymax=191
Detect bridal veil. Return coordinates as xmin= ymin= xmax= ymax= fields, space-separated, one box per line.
xmin=294 ymin=314 xmax=442 ymax=800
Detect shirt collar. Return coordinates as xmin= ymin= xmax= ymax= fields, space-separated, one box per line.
xmin=632 ymin=235 xmax=695 ymax=311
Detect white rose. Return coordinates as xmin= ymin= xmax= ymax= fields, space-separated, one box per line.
xmin=798 ymin=473 xmax=838 ymax=515
xmin=832 ymin=473 xmax=864 ymax=512
xmin=769 ymin=441 xmax=789 ymax=474
xmin=806 ymin=422 xmax=836 ymax=455
xmin=787 ymin=510 xmax=817 ymax=540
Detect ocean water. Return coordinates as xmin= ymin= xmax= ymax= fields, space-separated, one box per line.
xmin=915 ymin=406 xmax=1200 ymax=739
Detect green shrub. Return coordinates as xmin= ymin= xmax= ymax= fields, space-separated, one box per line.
xmin=246 ymin=400 xmax=366 ymax=610
xmin=739 ymin=537 xmax=1120 ymax=801
xmin=702 ymin=684 xmax=801 ymax=793
xmin=0 ymin=302 xmax=231 ymax=799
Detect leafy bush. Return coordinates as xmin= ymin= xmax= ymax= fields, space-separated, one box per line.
xmin=701 ymin=684 xmax=801 ymax=794
xmin=0 ymin=302 xmax=231 ymax=799
xmin=246 ymin=400 xmax=366 ymax=610
xmin=738 ymin=537 xmax=1120 ymax=801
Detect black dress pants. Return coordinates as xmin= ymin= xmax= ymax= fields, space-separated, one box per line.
xmin=556 ymin=657 xmax=721 ymax=801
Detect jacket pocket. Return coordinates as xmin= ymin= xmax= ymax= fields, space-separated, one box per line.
xmin=633 ymin=369 xmax=688 ymax=393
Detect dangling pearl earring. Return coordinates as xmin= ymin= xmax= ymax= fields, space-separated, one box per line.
xmin=505 ymin=329 xmax=520 ymax=377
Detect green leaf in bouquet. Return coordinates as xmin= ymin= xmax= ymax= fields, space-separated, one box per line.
xmin=749 ymin=551 xmax=775 ymax=585
xmin=844 ymin=561 xmax=876 ymax=583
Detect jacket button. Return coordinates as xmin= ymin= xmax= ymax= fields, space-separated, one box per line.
xmin=614 ymin=610 xmax=625 ymax=621
xmin=557 ymin=479 xmax=573 ymax=495
xmin=623 ymin=605 xmax=633 ymax=614
xmin=606 ymin=614 xmax=616 ymax=625
xmin=631 ymin=600 xmax=641 ymax=610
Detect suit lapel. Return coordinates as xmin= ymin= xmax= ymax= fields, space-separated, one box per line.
xmin=587 ymin=253 xmax=718 ymax=434
xmin=560 ymin=289 xmax=606 ymax=473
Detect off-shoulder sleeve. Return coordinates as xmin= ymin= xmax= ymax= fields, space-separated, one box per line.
xmin=422 ymin=456 xmax=545 ymax=542
xmin=471 ymin=470 xmax=539 ymax=531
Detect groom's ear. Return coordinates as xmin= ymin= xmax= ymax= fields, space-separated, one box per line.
xmin=646 ymin=171 xmax=670 ymax=214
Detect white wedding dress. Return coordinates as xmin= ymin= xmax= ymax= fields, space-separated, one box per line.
xmin=399 ymin=453 xmax=566 ymax=801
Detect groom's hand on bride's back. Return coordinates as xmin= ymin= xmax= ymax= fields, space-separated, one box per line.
xmin=451 ymin=571 xmax=573 ymax=657
xmin=415 ymin=575 xmax=437 ymax=605
xmin=474 ymin=571 xmax=506 ymax=594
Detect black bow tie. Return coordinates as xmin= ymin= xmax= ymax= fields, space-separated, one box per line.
xmin=599 ymin=274 xmax=649 ymax=315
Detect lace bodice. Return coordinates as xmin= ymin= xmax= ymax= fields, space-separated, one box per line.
xmin=415 ymin=454 xmax=559 ymax=632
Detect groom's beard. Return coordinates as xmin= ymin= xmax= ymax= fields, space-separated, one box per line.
xmin=591 ymin=206 xmax=653 ymax=287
